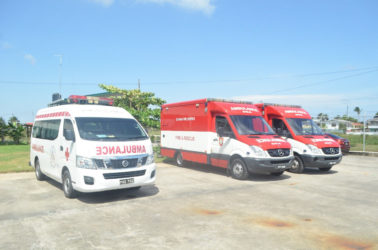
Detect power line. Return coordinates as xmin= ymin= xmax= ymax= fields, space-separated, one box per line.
xmin=265 ymin=68 xmax=378 ymax=95
xmin=1 ymin=66 xmax=378 ymax=86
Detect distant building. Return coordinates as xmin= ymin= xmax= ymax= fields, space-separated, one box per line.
xmin=367 ymin=115 xmax=378 ymax=132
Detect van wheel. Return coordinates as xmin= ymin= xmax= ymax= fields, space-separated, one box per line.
xmin=35 ymin=159 xmax=45 ymax=181
xmin=62 ymin=170 xmax=76 ymax=198
xmin=319 ymin=167 xmax=332 ymax=172
xmin=271 ymin=171 xmax=284 ymax=176
xmin=289 ymin=155 xmax=304 ymax=173
xmin=175 ymin=152 xmax=184 ymax=167
xmin=230 ymin=158 xmax=249 ymax=180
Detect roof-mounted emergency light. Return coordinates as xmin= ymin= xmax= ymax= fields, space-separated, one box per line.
xmin=48 ymin=95 xmax=114 ymax=107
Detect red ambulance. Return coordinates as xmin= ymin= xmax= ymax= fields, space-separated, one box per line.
xmin=256 ymin=103 xmax=342 ymax=173
xmin=160 ymin=98 xmax=294 ymax=180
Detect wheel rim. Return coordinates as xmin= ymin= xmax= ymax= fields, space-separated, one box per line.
xmin=64 ymin=175 xmax=70 ymax=194
xmin=291 ymin=159 xmax=299 ymax=170
xmin=35 ymin=162 xmax=40 ymax=178
xmin=233 ymin=162 xmax=244 ymax=177
xmin=177 ymin=153 xmax=182 ymax=165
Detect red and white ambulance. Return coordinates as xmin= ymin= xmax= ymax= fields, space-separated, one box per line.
xmin=160 ymin=98 xmax=293 ymax=179
xmin=30 ymin=95 xmax=156 ymax=198
xmin=256 ymin=103 xmax=342 ymax=173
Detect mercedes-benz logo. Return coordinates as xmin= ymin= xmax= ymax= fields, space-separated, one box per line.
xmin=329 ymin=148 xmax=334 ymax=154
xmin=121 ymin=160 xmax=129 ymax=168
xmin=278 ymin=149 xmax=284 ymax=157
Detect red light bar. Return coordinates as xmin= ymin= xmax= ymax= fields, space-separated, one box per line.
xmin=49 ymin=95 xmax=114 ymax=106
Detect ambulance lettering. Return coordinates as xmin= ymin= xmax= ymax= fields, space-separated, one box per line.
xmin=256 ymin=138 xmax=286 ymax=143
xmin=32 ymin=144 xmax=44 ymax=153
xmin=230 ymin=107 xmax=259 ymax=113
xmin=96 ymin=145 xmax=146 ymax=156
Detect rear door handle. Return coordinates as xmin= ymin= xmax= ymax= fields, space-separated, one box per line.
xmin=60 ymin=146 xmax=63 ymax=151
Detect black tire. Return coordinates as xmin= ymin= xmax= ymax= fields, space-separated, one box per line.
xmin=175 ymin=151 xmax=184 ymax=167
xmin=289 ymin=155 xmax=304 ymax=173
xmin=319 ymin=167 xmax=332 ymax=172
xmin=271 ymin=171 xmax=284 ymax=176
xmin=35 ymin=159 xmax=45 ymax=181
xmin=62 ymin=170 xmax=76 ymax=199
xmin=230 ymin=158 xmax=249 ymax=180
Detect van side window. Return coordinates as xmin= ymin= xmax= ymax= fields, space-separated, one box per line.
xmin=272 ymin=119 xmax=292 ymax=138
xmin=216 ymin=116 xmax=234 ymax=137
xmin=63 ymin=119 xmax=75 ymax=140
xmin=31 ymin=120 xmax=60 ymax=140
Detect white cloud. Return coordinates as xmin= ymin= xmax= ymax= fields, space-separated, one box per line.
xmin=24 ymin=54 xmax=36 ymax=65
xmin=88 ymin=0 xmax=114 ymax=7
xmin=136 ymin=0 xmax=215 ymax=15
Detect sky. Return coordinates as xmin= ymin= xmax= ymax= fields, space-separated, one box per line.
xmin=0 ymin=0 xmax=377 ymax=123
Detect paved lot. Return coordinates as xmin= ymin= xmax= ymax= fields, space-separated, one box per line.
xmin=0 ymin=155 xmax=377 ymax=250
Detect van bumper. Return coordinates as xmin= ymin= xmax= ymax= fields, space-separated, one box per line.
xmin=72 ymin=163 xmax=156 ymax=193
xmin=244 ymin=156 xmax=294 ymax=174
xmin=301 ymin=154 xmax=342 ymax=168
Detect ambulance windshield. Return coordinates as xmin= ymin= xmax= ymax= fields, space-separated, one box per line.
xmin=230 ymin=115 xmax=275 ymax=135
xmin=286 ymin=118 xmax=324 ymax=135
xmin=76 ymin=117 xmax=148 ymax=141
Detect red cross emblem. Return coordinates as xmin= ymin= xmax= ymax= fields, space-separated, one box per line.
xmin=219 ymin=137 xmax=224 ymax=146
xmin=65 ymin=147 xmax=70 ymax=161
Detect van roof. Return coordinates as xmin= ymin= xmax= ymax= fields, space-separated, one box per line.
xmin=34 ymin=104 xmax=133 ymax=120
xmin=256 ymin=103 xmax=311 ymax=119
xmin=162 ymin=98 xmax=253 ymax=108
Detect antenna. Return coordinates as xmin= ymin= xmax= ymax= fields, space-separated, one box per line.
xmin=54 ymin=54 xmax=63 ymax=95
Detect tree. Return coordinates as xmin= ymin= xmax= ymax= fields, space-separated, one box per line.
xmin=354 ymin=106 xmax=361 ymax=121
xmin=317 ymin=113 xmax=329 ymax=121
xmin=375 ymin=112 xmax=378 ymax=117
xmin=0 ymin=117 xmax=8 ymax=143
xmin=8 ymin=122 xmax=24 ymax=144
xmin=8 ymin=115 xmax=20 ymax=125
xmin=99 ymin=84 xmax=166 ymax=128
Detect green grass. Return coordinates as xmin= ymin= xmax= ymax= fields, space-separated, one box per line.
xmin=334 ymin=134 xmax=378 ymax=152
xmin=0 ymin=145 xmax=32 ymax=173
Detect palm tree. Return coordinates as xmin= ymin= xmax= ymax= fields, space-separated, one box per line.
xmin=354 ymin=107 xmax=361 ymax=121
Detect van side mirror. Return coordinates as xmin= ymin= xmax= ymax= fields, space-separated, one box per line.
xmin=64 ymin=130 xmax=75 ymax=142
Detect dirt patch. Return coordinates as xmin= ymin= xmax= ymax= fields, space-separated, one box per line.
xmin=193 ymin=208 xmax=223 ymax=215
xmin=325 ymin=235 xmax=374 ymax=250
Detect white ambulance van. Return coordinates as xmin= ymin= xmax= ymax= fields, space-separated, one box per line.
xmin=160 ymin=98 xmax=294 ymax=180
xmin=30 ymin=95 xmax=156 ymax=198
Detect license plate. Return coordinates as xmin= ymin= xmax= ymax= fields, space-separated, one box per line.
xmin=120 ymin=178 xmax=134 ymax=185
xmin=329 ymin=162 xmax=336 ymax=165
xmin=277 ymin=165 xmax=286 ymax=169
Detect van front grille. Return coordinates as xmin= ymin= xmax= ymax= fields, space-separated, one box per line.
xmin=103 ymin=170 xmax=146 ymax=179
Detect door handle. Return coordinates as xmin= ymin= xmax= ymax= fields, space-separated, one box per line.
xmin=60 ymin=146 xmax=63 ymax=151
xmin=213 ymin=138 xmax=218 ymax=141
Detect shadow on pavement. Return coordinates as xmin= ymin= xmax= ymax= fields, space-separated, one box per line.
xmin=44 ymin=178 xmax=159 ymax=204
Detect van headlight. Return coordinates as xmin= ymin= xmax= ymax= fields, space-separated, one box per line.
xmin=250 ymin=146 xmax=266 ymax=157
xmin=306 ymin=144 xmax=322 ymax=154
xmin=146 ymin=154 xmax=154 ymax=165
xmin=76 ymin=156 xmax=97 ymax=169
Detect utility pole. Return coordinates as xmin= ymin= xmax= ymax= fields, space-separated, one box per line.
xmin=54 ymin=54 xmax=63 ymax=95
xmin=346 ymin=104 xmax=349 ymax=117
xmin=363 ymin=113 xmax=366 ymax=152
xmin=138 ymin=79 xmax=141 ymax=91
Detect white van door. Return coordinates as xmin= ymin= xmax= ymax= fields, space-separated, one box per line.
xmin=57 ymin=119 xmax=77 ymax=179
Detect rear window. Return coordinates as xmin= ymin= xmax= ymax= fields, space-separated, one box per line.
xmin=76 ymin=117 xmax=148 ymax=141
